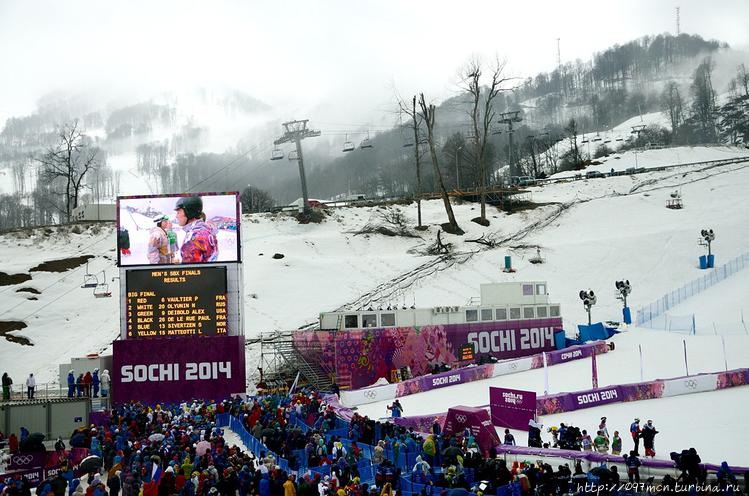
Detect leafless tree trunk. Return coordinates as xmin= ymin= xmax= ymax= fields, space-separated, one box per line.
xmin=398 ymin=96 xmax=426 ymax=229
xmin=36 ymin=120 xmax=101 ymax=223
xmin=418 ymin=93 xmax=463 ymax=235
xmin=661 ymin=81 xmax=684 ymax=138
xmin=461 ymin=57 xmax=509 ymax=225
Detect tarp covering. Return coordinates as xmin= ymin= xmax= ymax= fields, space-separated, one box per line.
xmin=442 ymin=406 xmax=500 ymax=457
xmin=577 ymin=322 xmax=609 ymax=342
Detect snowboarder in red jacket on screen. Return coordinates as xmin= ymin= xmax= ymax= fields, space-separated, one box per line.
xmin=174 ymin=196 xmax=218 ymax=263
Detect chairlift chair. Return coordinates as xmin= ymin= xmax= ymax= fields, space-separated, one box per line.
xmin=402 ymin=139 xmax=414 ymax=148
xmin=94 ymin=282 xmax=112 ymax=298
xmin=581 ymin=139 xmax=589 ymax=144
xmin=342 ymin=135 xmax=355 ymax=152
xmin=360 ymin=132 xmax=374 ymax=149
xmin=81 ymin=262 xmax=98 ymax=288
xmin=270 ymin=148 xmax=284 ymax=161
xmin=288 ymin=150 xmax=299 ymax=161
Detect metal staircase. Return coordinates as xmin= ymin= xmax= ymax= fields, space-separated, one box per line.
xmin=260 ymin=331 xmax=334 ymax=392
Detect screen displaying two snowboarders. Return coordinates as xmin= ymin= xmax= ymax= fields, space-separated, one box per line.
xmin=117 ymin=192 xmax=240 ymax=267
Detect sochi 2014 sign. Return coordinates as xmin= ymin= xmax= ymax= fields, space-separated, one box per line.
xmin=112 ymin=335 xmax=245 ymax=405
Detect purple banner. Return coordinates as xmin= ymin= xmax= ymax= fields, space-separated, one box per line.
xmin=396 ymin=364 xmax=495 ymax=397
xmin=544 ymin=341 xmax=610 ymax=366
xmin=8 ymin=453 xmax=46 ymax=471
xmin=2 ymin=448 xmax=90 ymax=487
xmin=443 ymin=406 xmax=501 ymax=457
xmin=489 ymin=387 xmax=537 ymax=430
xmin=297 ymin=318 xmax=562 ymax=389
xmin=112 ymin=335 xmax=246 ymax=405
xmin=493 ymin=444 xmax=749 ymax=474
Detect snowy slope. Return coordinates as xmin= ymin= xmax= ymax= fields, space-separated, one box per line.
xmin=0 ymin=145 xmax=748 ymax=467
xmin=353 ymin=328 xmax=749 ymax=465
xmin=2 ymin=146 xmax=749 ymax=375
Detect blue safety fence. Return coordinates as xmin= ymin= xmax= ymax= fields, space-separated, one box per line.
xmin=636 ymin=251 xmax=749 ymax=327
xmin=216 ymin=413 xmax=291 ymax=473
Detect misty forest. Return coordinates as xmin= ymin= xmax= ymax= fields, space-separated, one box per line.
xmin=1 ymin=33 xmax=748 ymax=230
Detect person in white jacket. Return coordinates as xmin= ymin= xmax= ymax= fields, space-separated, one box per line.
xmin=100 ymin=369 xmax=111 ymax=397
xmin=26 ymin=373 xmax=36 ymax=399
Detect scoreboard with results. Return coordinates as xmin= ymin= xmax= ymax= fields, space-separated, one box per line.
xmin=125 ymin=267 xmax=228 ymax=338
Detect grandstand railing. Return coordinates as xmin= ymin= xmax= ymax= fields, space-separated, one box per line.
xmin=636 ymin=251 xmax=749 ymax=329
xmin=216 ymin=413 xmax=291 ymax=474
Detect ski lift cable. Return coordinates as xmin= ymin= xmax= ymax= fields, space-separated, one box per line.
xmin=186 ymin=140 xmax=277 ymax=193
xmin=0 ymin=235 xmax=114 ymax=297
xmin=0 ymin=259 xmax=118 ymax=320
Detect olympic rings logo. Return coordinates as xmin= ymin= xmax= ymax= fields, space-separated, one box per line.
xmin=509 ymin=363 xmax=518 ymax=370
xmin=684 ymin=379 xmax=698 ymax=389
xmin=13 ymin=455 xmax=35 ymax=465
xmin=364 ymin=390 xmax=378 ymax=399
xmin=455 ymin=415 xmax=467 ymax=423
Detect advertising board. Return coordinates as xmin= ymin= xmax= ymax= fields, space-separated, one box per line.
xmin=117 ymin=192 xmax=240 ymax=267
xmin=112 ymin=335 xmax=246 ymax=405
xmin=489 ymin=386 xmax=537 ymax=430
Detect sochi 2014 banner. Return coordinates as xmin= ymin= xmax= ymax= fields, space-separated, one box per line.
xmin=296 ymin=318 xmax=562 ymax=389
xmin=489 ymin=386 xmax=537 ymax=430
xmin=112 ymin=335 xmax=245 ymax=405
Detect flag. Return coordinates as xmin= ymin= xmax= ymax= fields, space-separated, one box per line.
xmin=542 ymin=352 xmax=549 ymax=395
xmin=638 ymin=344 xmax=644 ymax=382
xmin=591 ymin=348 xmax=599 ymax=389
xmin=288 ymin=371 xmax=301 ymax=397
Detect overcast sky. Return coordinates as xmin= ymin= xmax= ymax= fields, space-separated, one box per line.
xmin=1 ymin=0 xmax=748 ymax=127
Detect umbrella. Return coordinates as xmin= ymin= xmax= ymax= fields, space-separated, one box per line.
xmin=20 ymin=432 xmax=46 ymax=453
xmin=196 ymin=440 xmax=211 ymax=457
xmin=70 ymin=432 xmax=86 ymax=448
xmin=79 ymin=455 xmax=103 ymax=473
xmin=441 ymin=446 xmax=463 ymax=459
xmin=148 ymin=433 xmax=165 ymax=443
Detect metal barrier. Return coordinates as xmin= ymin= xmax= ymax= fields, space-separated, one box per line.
xmin=216 ymin=413 xmax=291 ymax=473
xmin=636 ymin=252 xmax=749 ymax=329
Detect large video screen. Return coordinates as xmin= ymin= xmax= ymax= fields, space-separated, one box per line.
xmin=125 ymin=266 xmax=228 ymax=339
xmin=117 ymin=192 xmax=240 ymax=267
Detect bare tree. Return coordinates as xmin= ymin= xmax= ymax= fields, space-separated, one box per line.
xmin=241 ymin=185 xmax=275 ymax=213
xmin=418 ymin=93 xmax=463 ymax=235
xmin=661 ymin=81 xmax=684 ymax=138
xmin=397 ymin=96 xmax=427 ymax=229
xmin=36 ymin=121 xmax=101 ymax=222
xmin=564 ymin=118 xmax=583 ymax=167
xmin=738 ymin=63 xmax=749 ymax=97
xmin=461 ymin=57 xmax=510 ymax=225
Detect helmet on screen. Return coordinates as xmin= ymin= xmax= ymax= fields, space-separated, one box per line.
xmin=175 ymin=196 xmax=203 ymax=220
xmin=153 ymin=214 xmax=170 ymax=224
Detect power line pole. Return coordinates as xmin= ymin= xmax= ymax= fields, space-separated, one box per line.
xmin=274 ymin=119 xmax=320 ymax=213
xmin=676 ymin=7 xmax=680 ymax=36
xmin=498 ymin=111 xmax=523 ymax=177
